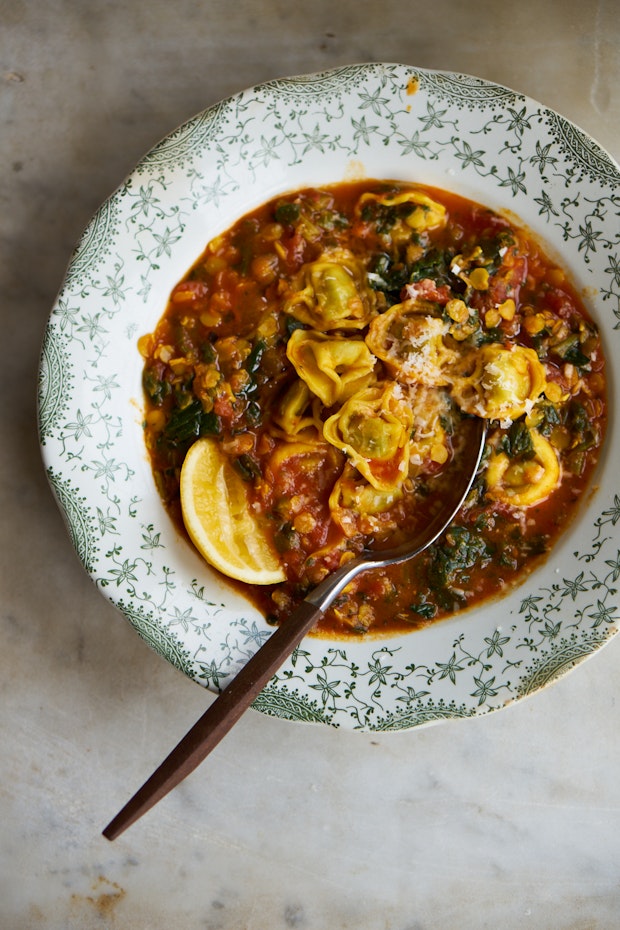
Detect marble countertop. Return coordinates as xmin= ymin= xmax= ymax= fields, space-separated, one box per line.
xmin=2 ymin=2 xmax=619 ymax=927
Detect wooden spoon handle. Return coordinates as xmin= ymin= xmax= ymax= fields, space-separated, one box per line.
xmin=102 ymin=600 xmax=323 ymax=840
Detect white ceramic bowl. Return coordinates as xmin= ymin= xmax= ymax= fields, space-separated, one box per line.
xmin=38 ymin=63 xmax=620 ymax=730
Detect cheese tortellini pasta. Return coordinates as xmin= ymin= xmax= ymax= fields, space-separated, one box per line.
xmin=357 ymin=190 xmax=447 ymax=234
xmin=329 ymin=462 xmax=404 ymax=538
xmin=284 ymin=248 xmax=376 ymax=331
xmin=451 ymin=345 xmax=547 ymax=423
xmin=486 ymin=429 xmax=560 ymax=507
xmin=365 ymin=298 xmax=456 ymax=386
xmin=271 ymin=379 xmax=324 ymax=442
xmin=323 ymin=382 xmax=413 ymax=490
xmin=286 ymin=329 xmax=377 ymax=407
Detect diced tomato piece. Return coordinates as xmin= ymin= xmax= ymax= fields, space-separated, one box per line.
xmin=402 ymin=278 xmax=452 ymax=304
xmin=171 ymin=280 xmax=209 ymax=304
xmin=544 ymin=287 xmax=578 ymax=321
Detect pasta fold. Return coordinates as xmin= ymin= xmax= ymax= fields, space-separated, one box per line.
xmin=271 ymin=379 xmax=323 ymax=441
xmin=323 ymin=382 xmax=413 ymax=490
xmin=365 ymin=299 xmax=455 ymax=386
xmin=286 ymin=329 xmax=376 ymax=407
xmin=486 ymin=429 xmax=560 ymax=506
xmin=329 ymin=462 xmax=403 ymax=537
xmin=450 ymin=345 xmax=547 ymax=423
xmin=284 ymin=248 xmax=376 ymax=330
xmin=357 ymin=189 xmax=447 ymax=233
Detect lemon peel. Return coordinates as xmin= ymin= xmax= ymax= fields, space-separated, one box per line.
xmin=180 ymin=437 xmax=285 ymax=585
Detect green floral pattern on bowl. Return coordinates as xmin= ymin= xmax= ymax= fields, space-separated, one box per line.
xmin=38 ymin=63 xmax=620 ymax=730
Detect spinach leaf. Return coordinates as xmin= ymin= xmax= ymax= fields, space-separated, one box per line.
xmin=477 ymin=230 xmax=515 ymax=274
xmin=428 ymin=525 xmax=492 ymax=591
xmin=233 ymin=454 xmax=261 ymax=481
xmin=409 ymin=601 xmax=437 ymax=620
xmin=285 ymin=316 xmax=307 ymax=338
xmin=143 ymin=367 xmax=170 ymax=405
xmin=162 ymin=399 xmax=221 ymax=446
xmin=274 ymin=202 xmax=300 ymax=225
xmin=367 ymin=253 xmax=408 ymax=296
xmin=245 ymin=338 xmax=266 ymax=378
xmin=568 ymin=401 xmax=598 ymax=453
xmin=535 ymin=402 xmax=562 ymax=437
xmin=409 ymin=248 xmax=453 ymax=287
xmin=552 ymin=334 xmax=590 ymax=369
xmin=359 ymin=200 xmax=401 ymax=232
xmin=498 ymin=420 xmax=535 ymax=459
xmin=201 ymin=341 xmax=217 ymax=363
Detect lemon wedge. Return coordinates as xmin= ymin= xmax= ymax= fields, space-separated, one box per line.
xmin=180 ymin=437 xmax=286 ymax=585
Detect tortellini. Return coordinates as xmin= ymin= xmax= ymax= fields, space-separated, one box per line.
xmin=357 ymin=189 xmax=447 ymax=234
xmin=284 ymin=248 xmax=376 ymax=330
xmin=329 ymin=462 xmax=403 ymax=538
xmin=271 ymin=379 xmax=324 ymax=441
xmin=365 ymin=299 xmax=455 ymax=386
xmin=266 ymin=441 xmax=338 ymax=490
xmin=486 ymin=429 xmax=560 ymax=507
xmin=286 ymin=329 xmax=376 ymax=407
xmin=323 ymin=382 xmax=413 ymax=490
xmin=450 ymin=345 xmax=547 ymax=423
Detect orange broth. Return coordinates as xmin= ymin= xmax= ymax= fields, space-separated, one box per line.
xmin=140 ymin=181 xmax=607 ymax=637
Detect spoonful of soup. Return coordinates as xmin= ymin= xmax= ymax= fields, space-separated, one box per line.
xmin=103 ymin=415 xmax=486 ymax=840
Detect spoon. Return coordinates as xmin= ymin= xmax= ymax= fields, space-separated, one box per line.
xmin=103 ymin=416 xmax=487 ymax=840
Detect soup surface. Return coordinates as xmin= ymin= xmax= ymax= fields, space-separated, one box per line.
xmin=140 ymin=181 xmax=606 ymax=637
